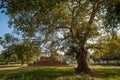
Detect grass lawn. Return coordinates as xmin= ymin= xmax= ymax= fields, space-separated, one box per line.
xmin=0 ymin=64 xmax=120 ymax=80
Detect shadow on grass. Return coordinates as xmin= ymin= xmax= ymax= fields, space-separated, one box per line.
xmin=93 ymin=68 xmax=120 ymax=80
xmin=2 ymin=67 xmax=75 ymax=80
xmin=0 ymin=67 xmax=120 ymax=80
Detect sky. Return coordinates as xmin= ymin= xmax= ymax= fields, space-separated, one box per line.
xmin=0 ymin=13 xmax=12 ymax=36
xmin=0 ymin=12 xmax=13 ymax=51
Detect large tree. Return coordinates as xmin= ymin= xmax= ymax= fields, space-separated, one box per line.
xmin=0 ymin=0 xmax=120 ymax=74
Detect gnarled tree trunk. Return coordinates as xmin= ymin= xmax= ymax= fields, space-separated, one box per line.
xmin=75 ymin=46 xmax=92 ymax=74
xmin=74 ymin=2 xmax=100 ymax=74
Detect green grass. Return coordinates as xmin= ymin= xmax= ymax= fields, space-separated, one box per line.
xmin=0 ymin=64 xmax=120 ymax=80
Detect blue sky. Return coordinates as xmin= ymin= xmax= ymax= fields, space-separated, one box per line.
xmin=0 ymin=12 xmax=13 ymax=50
xmin=0 ymin=13 xmax=13 ymax=36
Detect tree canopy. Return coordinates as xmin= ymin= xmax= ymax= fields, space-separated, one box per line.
xmin=0 ymin=0 xmax=120 ymax=74
xmin=91 ymin=36 xmax=120 ymax=65
xmin=0 ymin=34 xmax=41 ymax=65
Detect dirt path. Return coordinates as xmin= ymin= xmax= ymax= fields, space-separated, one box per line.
xmin=0 ymin=67 xmax=20 ymax=70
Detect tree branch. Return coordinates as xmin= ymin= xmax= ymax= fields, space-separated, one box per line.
xmin=81 ymin=2 xmax=100 ymax=45
xmin=70 ymin=1 xmax=81 ymax=44
xmin=86 ymin=45 xmax=102 ymax=49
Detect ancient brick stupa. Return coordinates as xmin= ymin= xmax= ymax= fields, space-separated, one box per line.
xmin=28 ymin=56 xmax=68 ymax=66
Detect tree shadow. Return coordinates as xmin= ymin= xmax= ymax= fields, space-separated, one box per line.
xmin=1 ymin=67 xmax=120 ymax=80
xmin=3 ymin=67 xmax=75 ymax=80
xmin=92 ymin=68 xmax=120 ymax=79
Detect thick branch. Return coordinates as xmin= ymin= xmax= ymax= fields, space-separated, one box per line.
xmin=86 ymin=45 xmax=102 ymax=49
xmin=82 ymin=2 xmax=100 ymax=45
xmin=70 ymin=1 xmax=80 ymax=44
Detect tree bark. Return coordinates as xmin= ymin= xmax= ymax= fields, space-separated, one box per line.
xmin=75 ymin=45 xmax=92 ymax=74
xmin=21 ymin=60 xmax=24 ymax=66
xmin=74 ymin=2 xmax=100 ymax=74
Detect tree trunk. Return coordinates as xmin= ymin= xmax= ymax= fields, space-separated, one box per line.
xmin=21 ymin=60 xmax=24 ymax=66
xmin=75 ymin=46 xmax=92 ymax=74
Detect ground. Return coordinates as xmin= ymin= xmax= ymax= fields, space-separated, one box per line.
xmin=0 ymin=64 xmax=120 ymax=80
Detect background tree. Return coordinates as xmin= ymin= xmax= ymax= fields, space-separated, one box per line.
xmin=12 ymin=40 xmax=41 ymax=65
xmin=0 ymin=34 xmax=41 ymax=65
xmin=0 ymin=33 xmax=18 ymax=64
xmin=0 ymin=0 xmax=120 ymax=74
xmin=101 ymin=36 xmax=120 ymax=65
xmin=50 ymin=51 xmax=63 ymax=61
xmin=91 ymin=36 xmax=120 ymax=65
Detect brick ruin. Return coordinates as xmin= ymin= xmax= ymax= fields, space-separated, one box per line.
xmin=28 ymin=56 xmax=68 ymax=66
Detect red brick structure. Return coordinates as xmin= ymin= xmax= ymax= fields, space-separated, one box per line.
xmin=28 ymin=56 xmax=68 ymax=66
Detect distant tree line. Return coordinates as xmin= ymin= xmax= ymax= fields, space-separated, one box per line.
xmin=90 ymin=36 xmax=120 ymax=65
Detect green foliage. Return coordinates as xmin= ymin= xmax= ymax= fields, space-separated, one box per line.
xmin=0 ymin=0 xmax=101 ymax=40
xmin=1 ymin=40 xmax=41 ymax=65
xmin=1 ymin=0 xmax=120 ymax=54
xmin=50 ymin=52 xmax=63 ymax=61
xmin=0 ymin=33 xmax=18 ymax=48
xmin=102 ymin=37 xmax=120 ymax=60
xmin=103 ymin=0 xmax=120 ymax=34
xmin=12 ymin=40 xmax=41 ymax=64
xmin=91 ymin=36 xmax=120 ymax=64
